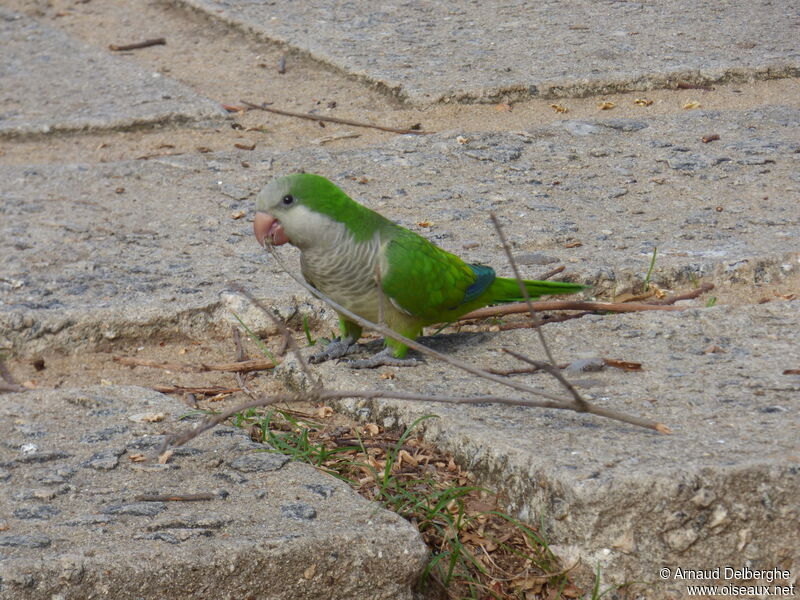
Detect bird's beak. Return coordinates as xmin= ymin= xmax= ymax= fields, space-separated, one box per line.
xmin=254 ymin=212 xmax=290 ymax=246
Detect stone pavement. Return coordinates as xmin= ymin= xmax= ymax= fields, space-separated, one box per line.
xmin=0 ymin=10 xmax=227 ymax=136
xmin=278 ymin=301 xmax=799 ymax=596
xmin=175 ymin=0 xmax=800 ymax=103
xmin=3 ymin=108 xmax=798 ymax=353
xmin=0 ymin=386 xmax=427 ymax=600
xmin=1 ymin=1 xmax=799 ymax=598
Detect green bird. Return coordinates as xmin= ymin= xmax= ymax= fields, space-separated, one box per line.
xmin=254 ymin=173 xmax=585 ymax=368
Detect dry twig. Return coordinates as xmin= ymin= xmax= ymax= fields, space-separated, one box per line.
xmin=504 ymin=349 xmax=588 ymax=411
xmin=240 ymin=100 xmax=430 ymax=135
xmin=489 ymin=212 xmax=556 ymax=367
xmin=536 ymin=265 xmax=565 ymax=280
xmin=152 ymin=385 xmax=241 ymax=396
xmin=651 ymin=282 xmax=715 ymax=305
xmin=460 ymin=282 xmax=714 ymax=321
xmin=460 ymin=299 xmax=688 ymax=321
xmin=109 ymin=38 xmax=166 ymax=51
xmin=114 ymin=356 xmax=276 ymax=374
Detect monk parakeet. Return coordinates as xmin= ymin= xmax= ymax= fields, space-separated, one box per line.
xmin=254 ymin=173 xmax=585 ymax=367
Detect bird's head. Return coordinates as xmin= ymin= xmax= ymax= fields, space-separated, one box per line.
xmin=253 ymin=173 xmax=349 ymax=250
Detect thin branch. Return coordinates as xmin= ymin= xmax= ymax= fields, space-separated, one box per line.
xmin=330 ymin=389 xmax=566 ymax=411
xmin=231 ymin=325 xmax=251 ymax=391
xmin=536 ymin=265 xmax=565 ymax=280
xmin=459 ymin=299 xmax=688 ymax=321
xmin=152 ymin=385 xmax=241 ymax=396
xmin=160 ymin=393 xmax=302 ymax=452
xmin=114 ymin=356 xmax=276 ymax=374
xmin=459 ymin=283 xmax=714 ymax=321
xmin=232 ymin=325 xmax=248 ymax=362
xmin=486 ymin=365 xmax=552 ymax=376
xmin=652 ymin=282 xmax=715 ymax=305
xmin=496 ymin=312 xmax=589 ymax=329
xmin=504 ymin=349 xmax=588 ymax=411
xmin=488 ymin=357 xmax=640 ymax=376
xmin=240 ymin=100 xmax=430 ymax=135
xmin=109 ymin=38 xmax=166 ymax=51
xmin=165 ymin=384 xmax=668 ymax=451
xmin=489 ymin=212 xmax=556 ymax=367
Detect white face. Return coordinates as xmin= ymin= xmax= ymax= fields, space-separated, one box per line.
xmin=254 ymin=180 xmax=342 ymax=250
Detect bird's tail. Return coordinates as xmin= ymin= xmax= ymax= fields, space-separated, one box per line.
xmin=490 ymin=276 xmax=586 ymax=302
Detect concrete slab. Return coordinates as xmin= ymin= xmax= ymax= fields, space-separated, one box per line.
xmin=2 ymin=106 xmax=798 ymax=355
xmin=0 ymin=386 xmax=427 ymax=600
xmin=173 ymin=0 xmax=800 ymax=103
xmin=277 ymin=301 xmax=800 ymax=596
xmin=0 ymin=10 xmax=227 ymax=136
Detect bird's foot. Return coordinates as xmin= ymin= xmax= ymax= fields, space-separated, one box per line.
xmin=309 ymin=336 xmax=358 ymax=364
xmin=346 ymin=348 xmax=420 ymax=369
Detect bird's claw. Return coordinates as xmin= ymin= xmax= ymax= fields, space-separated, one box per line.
xmin=309 ymin=336 xmax=357 ymax=364
xmin=345 ymin=348 xmax=420 ymax=369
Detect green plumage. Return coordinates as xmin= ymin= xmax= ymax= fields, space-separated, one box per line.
xmin=255 ymin=173 xmax=586 ymax=359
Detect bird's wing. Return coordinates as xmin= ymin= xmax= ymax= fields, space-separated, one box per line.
xmin=380 ymin=228 xmax=495 ymax=321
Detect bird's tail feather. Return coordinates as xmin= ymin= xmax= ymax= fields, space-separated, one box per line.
xmin=490 ymin=276 xmax=586 ymax=302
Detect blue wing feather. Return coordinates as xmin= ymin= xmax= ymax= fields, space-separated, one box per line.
xmin=463 ymin=264 xmax=496 ymax=303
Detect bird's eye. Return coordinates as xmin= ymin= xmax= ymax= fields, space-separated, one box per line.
xmin=282 ymin=194 xmax=294 ymax=206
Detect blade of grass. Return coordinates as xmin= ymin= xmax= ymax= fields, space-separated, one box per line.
xmin=302 ymin=315 xmax=317 ymax=346
xmin=643 ymin=246 xmax=658 ymax=291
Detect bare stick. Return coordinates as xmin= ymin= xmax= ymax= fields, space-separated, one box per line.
xmin=109 ymin=38 xmax=166 ymax=51
xmin=114 ymin=356 xmax=276 ymax=374
xmin=166 ymin=381 xmax=668 ymax=451
xmin=487 ymin=365 xmax=550 ymax=376
xmin=231 ymin=325 xmax=250 ymax=390
xmin=460 ymin=299 xmax=688 ymax=321
xmin=504 ymin=349 xmax=588 ymax=411
xmin=496 ymin=313 xmax=588 ymax=329
xmin=240 ymin=100 xmax=430 ymax=135
xmin=489 ymin=213 xmax=556 ymax=367
xmin=160 ymin=393 xmax=301 ymax=452
xmin=232 ymin=326 xmax=248 ymax=362
xmin=536 ymin=265 xmax=565 ymax=280
xmin=652 ymin=282 xmax=715 ymax=305
xmin=152 ymin=385 xmax=241 ymax=396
